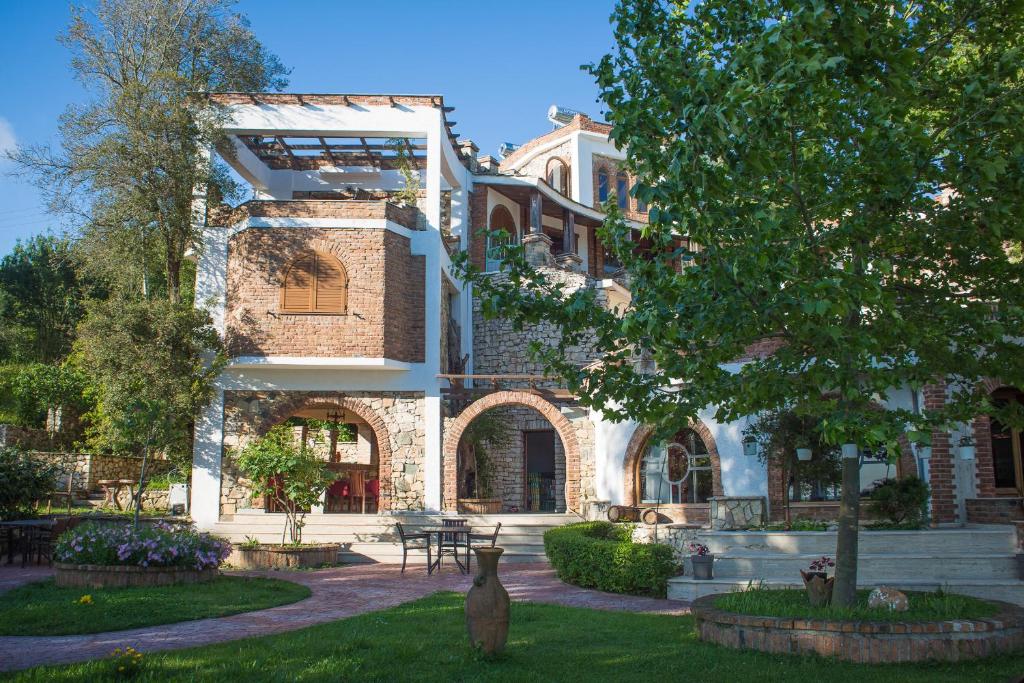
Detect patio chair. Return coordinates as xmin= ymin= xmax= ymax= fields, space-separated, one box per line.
xmin=465 ymin=522 xmax=502 ymax=572
xmin=395 ymin=522 xmax=431 ymax=573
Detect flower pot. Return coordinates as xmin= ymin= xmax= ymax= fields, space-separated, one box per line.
xmin=800 ymin=569 xmax=834 ymax=607
xmin=691 ymin=554 xmax=715 ymax=580
xmin=959 ymin=445 xmax=976 ymax=460
xmin=465 ymin=547 xmax=510 ymax=654
xmin=796 ymin=448 xmax=812 ymax=461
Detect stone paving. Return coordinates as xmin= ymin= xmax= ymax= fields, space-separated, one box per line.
xmin=0 ymin=561 xmax=689 ymax=672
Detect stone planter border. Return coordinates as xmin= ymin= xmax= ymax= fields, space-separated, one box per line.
xmin=229 ymin=543 xmax=341 ymax=569
xmin=691 ymin=594 xmax=1024 ymax=663
xmin=457 ymin=498 xmax=503 ymax=514
xmin=54 ymin=563 xmax=218 ymax=589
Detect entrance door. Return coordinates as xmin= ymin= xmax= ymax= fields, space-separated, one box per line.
xmin=991 ymin=389 xmax=1024 ymax=495
xmin=524 ymin=430 xmax=556 ymax=512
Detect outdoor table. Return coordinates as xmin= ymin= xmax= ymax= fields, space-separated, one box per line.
xmin=118 ymin=479 xmax=137 ymax=511
xmin=0 ymin=519 xmax=57 ymax=565
xmin=420 ymin=526 xmax=471 ymax=575
xmin=98 ymin=479 xmax=123 ymax=510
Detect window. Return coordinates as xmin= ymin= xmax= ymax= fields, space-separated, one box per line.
xmin=638 ymin=428 xmax=713 ymax=504
xmin=616 ymin=172 xmax=629 ymax=210
xmin=990 ymin=388 xmax=1024 ymax=492
xmin=545 ymin=158 xmax=569 ymax=195
xmin=280 ymin=251 xmax=348 ymax=314
xmin=597 ymin=167 xmax=609 ymax=203
xmin=485 ymin=205 xmax=518 ymax=271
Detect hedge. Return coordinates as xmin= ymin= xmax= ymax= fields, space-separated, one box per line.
xmin=543 ymin=521 xmax=680 ymax=598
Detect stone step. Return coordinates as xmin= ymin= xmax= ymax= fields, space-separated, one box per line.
xmin=710 ymin=552 xmax=1019 ymax=581
xmin=667 ymin=575 xmax=1024 ymax=606
xmin=689 ymin=526 xmax=1017 ymax=556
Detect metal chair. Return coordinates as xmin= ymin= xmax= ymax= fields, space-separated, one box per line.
xmin=395 ymin=522 xmax=431 ymax=573
xmin=466 ymin=522 xmax=502 ymax=572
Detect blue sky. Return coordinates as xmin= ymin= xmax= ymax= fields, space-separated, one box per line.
xmin=0 ymin=0 xmax=619 ymax=256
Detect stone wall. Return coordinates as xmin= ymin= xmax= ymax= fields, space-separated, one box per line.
xmin=709 ymin=496 xmax=766 ymax=530
xmin=220 ymin=391 xmax=425 ymax=515
xmin=476 ymin=406 xmax=566 ymax=513
xmin=225 ymin=227 xmax=424 ymax=362
xmin=29 ymin=451 xmax=172 ymax=493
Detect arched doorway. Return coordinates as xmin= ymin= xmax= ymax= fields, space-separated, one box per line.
xmin=485 ymin=205 xmax=518 ymax=271
xmin=977 ymin=386 xmax=1024 ymax=496
xmin=255 ymin=396 xmax=393 ymax=511
xmin=443 ymin=390 xmax=581 ymax=512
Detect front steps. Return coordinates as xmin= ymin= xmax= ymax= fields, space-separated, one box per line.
xmin=210 ymin=512 xmax=576 ymax=564
xmin=667 ymin=525 xmax=1024 ymax=605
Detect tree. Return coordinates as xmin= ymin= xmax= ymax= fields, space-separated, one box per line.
xmin=236 ymin=425 xmax=337 ymax=545
xmin=0 ymin=447 xmax=58 ymax=520
xmin=74 ymin=297 xmax=225 ymax=471
xmin=9 ymin=362 xmax=90 ymax=433
xmin=9 ymin=0 xmax=288 ymax=303
xmin=454 ymin=1 xmax=1024 ymax=606
xmin=0 ymin=235 xmax=91 ymax=363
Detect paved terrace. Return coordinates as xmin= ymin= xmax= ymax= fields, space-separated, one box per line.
xmin=0 ymin=563 xmax=689 ymax=672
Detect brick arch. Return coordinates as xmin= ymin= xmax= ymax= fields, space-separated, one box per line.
xmin=254 ymin=395 xmax=395 ymax=511
xmin=974 ymin=380 xmax=1021 ymax=498
xmin=622 ymin=421 xmax=724 ymax=507
xmin=442 ymin=391 xmax=581 ymax=513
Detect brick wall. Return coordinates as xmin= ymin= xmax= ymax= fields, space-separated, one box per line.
xmin=924 ymin=382 xmax=958 ymax=524
xmin=225 ymin=227 xmax=424 ymax=362
xmin=591 ymin=154 xmax=649 ymax=223
xmin=966 ymin=497 xmax=1024 ymax=524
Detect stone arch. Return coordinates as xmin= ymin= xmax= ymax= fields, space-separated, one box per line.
xmin=254 ymin=395 xmax=395 ymax=511
xmin=622 ymin=421 xmax=724 ymax=507
xmin=443 ymin=391 xmax=581 ymax=512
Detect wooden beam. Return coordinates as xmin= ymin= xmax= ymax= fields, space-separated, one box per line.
xmin=318 ymin=137 xmax=336 ymax=165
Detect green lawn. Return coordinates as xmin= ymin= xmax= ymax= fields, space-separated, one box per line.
xmin=7 ymin=592 xmax=1024 ymax=682
xmin=714 ymin=588 xmax=997 ymax=622
xmin=0 ymin=577 xmax=310 ymax=635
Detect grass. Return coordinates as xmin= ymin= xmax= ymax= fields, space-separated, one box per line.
xmin=6 ymin=592 xmax=1024 ymax=682
xmin=714 ymin=587 xmax=998 ymax=622
xmin=0 ymin=576 xmax=310 ymax=636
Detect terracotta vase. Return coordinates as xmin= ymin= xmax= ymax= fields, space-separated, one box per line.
xmin=800 ymin=570 xmax=834 ymax=607
xmin=465 ymin=547 xmax=510 ymax=654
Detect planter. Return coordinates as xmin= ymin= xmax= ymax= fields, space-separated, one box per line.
xmin=458 ymin=498 xmax=503 ymax=514
xmin=796 ymin=448 xmax=813 ymax=461
xmin=465 ymin=547 xmax=510 ymax=654
xmin=800 ymin=569 xmax=834 ymax=607
xmin=959 ymin=445 xmax=976 ymax=460
xmin=691 ymin=554 xmax=715 ymax=580
xmin=230 ymin=543 xmax=340 ymax=569
xmin=54 ymin=562 xmax=217 ymax=589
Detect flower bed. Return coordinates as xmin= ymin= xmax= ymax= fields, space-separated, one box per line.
xmin=692 ymin=593 xmax=1024 ymax=663
xmin=229 ymin=543 xmax=341 ymax=569
xmin=543 ymin=522 xmax=679 ymax=597
xmin=53 ymin=522 xmax=231 ymax=588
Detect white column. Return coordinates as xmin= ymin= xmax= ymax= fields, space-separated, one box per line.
xmin=190 ymin=387 xmax=225 ymax=528
xmin=422 ymin=117 xmax=444 ymax=511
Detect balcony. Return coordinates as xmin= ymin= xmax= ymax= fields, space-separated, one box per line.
xmin=208 ymin=199 xmax=419 ymax=231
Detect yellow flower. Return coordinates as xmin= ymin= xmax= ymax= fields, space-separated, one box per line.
xmin=118 ymin=666 xmax=125 ymax=672
xmin=77 ymin=594 xmax=93 ymax=605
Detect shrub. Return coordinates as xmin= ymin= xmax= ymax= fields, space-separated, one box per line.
xmin=867 ymin=476 xmax=929 ymax=526
xmin=543 ymin=522 xmax=680 ymax=597
xmin=0 ymin=446 xmax=58 ymax=520
xmin=55 ymin=522 xmax=231 ymax=570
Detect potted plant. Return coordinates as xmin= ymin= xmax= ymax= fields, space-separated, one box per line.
xmin=958 ymin=435 xmax=976 ymax=460
xmin=234 ymin=425 xmax=340 ymax=568
xmin=800 ymin=555 xmax=835 ymax=606
xmin=689 ymin=542 xmax=714 ymax=580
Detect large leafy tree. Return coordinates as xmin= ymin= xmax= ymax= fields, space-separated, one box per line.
xmin=0 ymin=235 xmax=92 ymax=363
xmin=11 ymin=0 xmax=288 ymax=302
xmin=456 ymin=0 xmax=1024 ymax=606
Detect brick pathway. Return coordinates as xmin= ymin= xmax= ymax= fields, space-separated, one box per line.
xmin=0 ymin=562 xmax=689 ymax=672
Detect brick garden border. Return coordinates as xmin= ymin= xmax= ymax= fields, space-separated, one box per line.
xmin=54 ymin=563 xmax=218 ymax=589
xmin=691 ymin=594 xmax=1024 ymax=663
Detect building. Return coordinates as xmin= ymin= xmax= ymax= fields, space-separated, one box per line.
xmin=188 ymin=93 xmax=1023 ymax=555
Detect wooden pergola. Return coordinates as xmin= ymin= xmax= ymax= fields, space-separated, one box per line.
xmin=240 ymin=135 xmax=430 ymax=171
xmin=438 ymin=374 xmax=575 ymax=414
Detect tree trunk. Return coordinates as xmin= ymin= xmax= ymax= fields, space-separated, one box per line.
xmin=832 ymin=444 xmax=860 ymax=607
xmin=133 ymin=443 xmax=150 ymax=531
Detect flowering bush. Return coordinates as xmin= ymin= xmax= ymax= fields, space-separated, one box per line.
xmin=55 ymin=522 xmax=231 ymax=570
xmin=808 ymin=555 xmax=835 ymax=573
xmin=689 ymin=542 xmax=711 ymax=557
xmin=109 ymin=646 xmax=144 ymax=678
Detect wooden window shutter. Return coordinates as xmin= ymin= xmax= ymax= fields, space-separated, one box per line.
xmin=281 ymin=253 xmax=315 ymax=311
xmin=313 ymin=253 xmax=347 ymax=313
xmin=280 ymin=251 xmax=347 ymax=314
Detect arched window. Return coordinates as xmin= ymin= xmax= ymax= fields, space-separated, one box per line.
xmin=637 ymin=428 xmax=713 ymax=504
xmin=280 ymin=251 xmax=348 ymax=314
xmin=485 ymin=205 xmax=518 ymax=271
xmin=616 ymin=171 xmax=629 ymax=210
xmin=545 ymin=157 xmax=569 ymax=196
xmin=597 ymin=167 xmax=609 ymax=203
